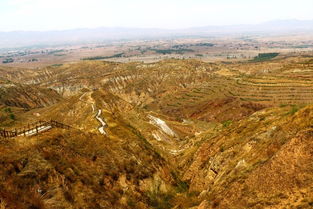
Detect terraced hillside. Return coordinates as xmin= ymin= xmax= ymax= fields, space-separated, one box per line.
xmin=228 ymin=56 xmax=313 ymax=104
xmin=231 ymin=74 xmax=313 ymax=105
xmin=143 ymin=56 xmax=313 ymax=122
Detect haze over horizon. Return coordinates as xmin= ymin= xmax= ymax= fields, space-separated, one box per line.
xmin=1 ymin=0 xmax=313 ymax=32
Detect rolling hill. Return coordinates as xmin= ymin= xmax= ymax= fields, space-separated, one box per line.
xmin=0 ymin=55 xmax=313 ymax=208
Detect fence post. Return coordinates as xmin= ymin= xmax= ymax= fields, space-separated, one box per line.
xmin=0 ymin=120 xmax=70 ymax=138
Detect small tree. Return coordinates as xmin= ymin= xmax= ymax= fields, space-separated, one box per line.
xmin=9 ymin=113 xmax=15 ymax=120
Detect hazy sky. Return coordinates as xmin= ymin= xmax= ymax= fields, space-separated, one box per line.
xmin=0 ymin=0 xmax=313 ymax=31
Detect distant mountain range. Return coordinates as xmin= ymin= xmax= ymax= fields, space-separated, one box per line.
xmin=0 ymin=19 xmax=312 ymax=49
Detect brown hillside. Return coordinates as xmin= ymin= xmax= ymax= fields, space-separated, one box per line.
xmin=1 ymin=56 xmax=313 ymax=208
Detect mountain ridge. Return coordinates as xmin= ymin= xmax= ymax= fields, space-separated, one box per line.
xmin=1 ymin=19 xmax=313 ymax=48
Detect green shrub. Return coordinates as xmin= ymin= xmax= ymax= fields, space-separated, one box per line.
xmin=3 ymin=108 xmax=12 ymax=113
xmin=251 ymin=53 xmax=279 ymax=62
xmin=222 ymin=120 xmax=232 ymax=128
xmin=153 ymin=49 xmax=194 ymax=55
xmin=9 ymin=113 xmax=15 ymax=120
xmin=82 ymin=53 xmax=124 ymax=60
xmin=287 ymin=105 xmax=299 ymax=115
xmin=146 ymin=191 xmax=174 ymax=209
xmin=51 ymin=64 xmax=63 ymax=67
xmin=220 ymin=146 xmax=225 ymax=152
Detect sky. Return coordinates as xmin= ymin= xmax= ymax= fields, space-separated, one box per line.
xmin=0 ymin=0 xmax=313 ymax=31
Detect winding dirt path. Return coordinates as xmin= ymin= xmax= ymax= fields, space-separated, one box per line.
xmin=79 ymin=92 xmax=107 ymax=135
xmin=96 ymin=109 xmax=107 ymax=135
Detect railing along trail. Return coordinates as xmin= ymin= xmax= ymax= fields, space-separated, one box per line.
xmin=0 ymin=120 xmax=71 ymax=138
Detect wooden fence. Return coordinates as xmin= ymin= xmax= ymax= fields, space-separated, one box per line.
xmin=0 ymin=120 xmax=71 ymax=138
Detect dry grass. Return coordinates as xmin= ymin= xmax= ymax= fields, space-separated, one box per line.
xmin=0 ymin=123 xmax=189 ymax=208
xmin=182 ymin=104 xmax=313 ymax=208
xmin=0 ymin=199 xmax=7 ymax=209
